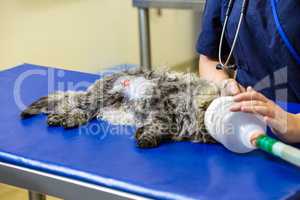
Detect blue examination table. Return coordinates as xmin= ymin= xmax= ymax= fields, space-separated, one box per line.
xmin=0 ymin=64 xmax=299 ymax=200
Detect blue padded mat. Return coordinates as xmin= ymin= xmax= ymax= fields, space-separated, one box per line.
xmin=0 ymin=64 xmax=299 ymax=200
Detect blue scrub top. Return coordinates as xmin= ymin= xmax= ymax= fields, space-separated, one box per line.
xmin=196 ymin=0 xmax=300 ymax=103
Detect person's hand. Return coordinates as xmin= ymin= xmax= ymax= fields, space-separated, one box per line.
xmin=219 ymin=79 xmax=245 ymax=96
xmin=230 ymin=87 xmax=300 ymax=143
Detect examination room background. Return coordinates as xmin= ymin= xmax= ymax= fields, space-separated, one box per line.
xmin=0 ymin=0 xmax=202 ymax=73
xmin=0 ymin=0 xmax=203 ymax=199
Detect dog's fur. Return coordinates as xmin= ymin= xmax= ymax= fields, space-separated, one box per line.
xmin=21 ymin=68 xmax=220 ymax=148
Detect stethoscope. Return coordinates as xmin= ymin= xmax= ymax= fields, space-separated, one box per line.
xmin=217 ymin=0 xmax=249 ymax=70
xmin=217 ymin=0 xmax=300 ymax=69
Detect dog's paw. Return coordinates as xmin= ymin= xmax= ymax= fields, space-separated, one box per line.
xmin=47 ymin=114 xmax=65 ymax=126
xmin=136 ymin=133 xmax=159 ymax=148
xmin=62 ymin=110 xmax=88 ymax=129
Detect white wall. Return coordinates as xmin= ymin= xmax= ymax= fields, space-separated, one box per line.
xmin=0 ymin=0 xmax=202 ymax=72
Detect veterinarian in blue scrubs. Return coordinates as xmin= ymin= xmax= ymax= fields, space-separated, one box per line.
xmin=197 ymin=0 xmax=300 ymax=143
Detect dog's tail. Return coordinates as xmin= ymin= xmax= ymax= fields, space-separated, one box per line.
xmin=20 ymin=96 xmax=50 ymax=119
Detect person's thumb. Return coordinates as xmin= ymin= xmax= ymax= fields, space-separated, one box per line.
xmin=227 ymin=80 xmax=240 ymax=95
xmin=220 ymin=79 xmax=240 ymax=96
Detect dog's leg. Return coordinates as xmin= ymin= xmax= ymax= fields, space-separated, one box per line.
xmin=21 ymin=93 xmax=64 ymax=119
xmin=135 ymin=116 xmax=176 ymax=148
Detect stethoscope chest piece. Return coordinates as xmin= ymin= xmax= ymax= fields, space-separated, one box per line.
xmin=216 ymin=64 xmax=237 ymax=71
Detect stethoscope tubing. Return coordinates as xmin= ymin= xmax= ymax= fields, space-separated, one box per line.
xmin=218 ymin=0 xmax=248 ymax=70
xmin=271 ymin=0 xmax=300 ymax=65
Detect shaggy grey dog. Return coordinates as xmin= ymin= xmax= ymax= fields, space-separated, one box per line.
xmin=21 ymin=68 xmax=221 ymax=148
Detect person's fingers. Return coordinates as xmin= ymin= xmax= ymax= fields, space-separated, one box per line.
xmin=230 ymin=100 xmax=263 ymax=112
xmin=264 ymin=116 xmax=287 ymax=135
xmin=230 ymin=104 xmax=242 ymax=112
xmin=230 ymin=101 xmax=263 ymax=112
xmin=264 ymin=116 xmax=278 ymax=129
xmin=241 ymin=100 xmax=264 ymax=107
xmin=233 ymin=90 xmax=268 ymax=103
xmin=230 ymin=100 xmax=275 ymax=117
xmin=240 ymin=105 xmax=274 ymax=117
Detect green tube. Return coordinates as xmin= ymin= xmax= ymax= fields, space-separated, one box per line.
xmin=256 ymin=135 xmax=300 ymax=167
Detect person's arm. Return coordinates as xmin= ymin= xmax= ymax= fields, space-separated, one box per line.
xmin=197 ymin=1 xmax=231 ymax=85
xmin=199 ymin=54 xmax=229 ymax=83
xmin=196 ymin=1 xmax=245 ymax=95
xmin=231 ymin=87 xmax=300 ymax=143
xmin=199 ymin=54 xmax=245 ymax=96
